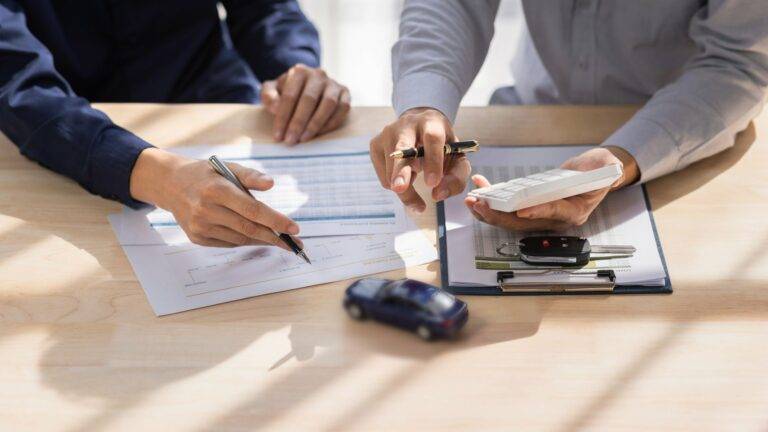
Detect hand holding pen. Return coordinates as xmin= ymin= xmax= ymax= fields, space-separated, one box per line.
xmin=389 ymin=140 xmax=479 ymax=159
xmin=129 ymin=148 xmax=309 ymax=261
xmin=208 ymin=156 xmax=310 ymax=263
xmin=369 ymin=108 xmax=475 ymax=212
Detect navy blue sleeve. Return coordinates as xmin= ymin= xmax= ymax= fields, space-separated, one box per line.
xmin=0 ymin=1 xmax=153 ymax=208
xmin=223 ymin=0 xmax=321 ymax=81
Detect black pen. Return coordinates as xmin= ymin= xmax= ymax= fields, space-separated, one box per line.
xmin=208 ymin=155 xmax=311 ymax=264
xmin=389 ymin=140 xmax=480 ymax=159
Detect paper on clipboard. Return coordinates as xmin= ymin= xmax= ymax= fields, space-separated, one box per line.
xmin=443 ymin=146 xmax=667 ymax=288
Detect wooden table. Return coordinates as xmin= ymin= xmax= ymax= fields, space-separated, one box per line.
xmin=1 ymin=104 xmax=766 ymax=432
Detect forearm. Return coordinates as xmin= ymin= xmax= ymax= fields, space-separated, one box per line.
xmin=0 ymin=1 xmax=153 ymax=207
xmin=602 ymin=0 xmax=768 ymax=182
xmin=392 ymin=0 xmax=500 ymax=122
xmin=10 ymin=103 xmax=155 ymax=207
xmin=602 ymin=69 xmax=766 ymax=182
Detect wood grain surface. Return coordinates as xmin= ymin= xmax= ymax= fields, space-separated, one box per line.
xmin=0 ymin=104 xmax=766 ymax=432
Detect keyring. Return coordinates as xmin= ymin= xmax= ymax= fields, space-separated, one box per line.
xmin=496 ymin=241 xmax=520 ymax=258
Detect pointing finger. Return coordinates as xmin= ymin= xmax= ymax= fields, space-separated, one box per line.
xmin=421 ymin=122 xmax=446 ymax=188
xmin=390 ymin=128 xmax=417 ymax=193
xmin=226 ymin=163 xmax=274 ymax=191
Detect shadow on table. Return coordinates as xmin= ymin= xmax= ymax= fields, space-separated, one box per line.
xmin=0 ymin=115 xmax=761 ymax=432
xmin=648 ymin=122 xmax=756 ymax=210
xmin=193 ymin=272 xmax=546 ymax=432
xmin=0 ymin=170 xmax=535 ymax=432
xmin=0 ymin=109 xmax=346 ymax=431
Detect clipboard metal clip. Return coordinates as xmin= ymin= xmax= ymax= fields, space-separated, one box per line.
xmin=496 ymin=269 xmax=616 ymax=293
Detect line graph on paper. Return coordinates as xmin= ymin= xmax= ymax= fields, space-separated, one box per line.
xmin=162 ymin=234 xmax=426 ymax=298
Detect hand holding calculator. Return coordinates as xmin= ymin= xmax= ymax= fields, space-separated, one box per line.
xmin=468 ymin=164 xmax=623 ymax=213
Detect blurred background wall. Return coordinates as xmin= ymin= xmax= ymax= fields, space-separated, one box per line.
xmin=297 ymin=0 xmax=524 ymax=107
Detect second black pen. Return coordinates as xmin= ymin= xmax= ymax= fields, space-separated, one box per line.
xmin=388 ymin=140 xmax=480 ymax=159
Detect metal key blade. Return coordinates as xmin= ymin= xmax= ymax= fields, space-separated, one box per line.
xmin=590 ymin=245 xmax=636 ymax=254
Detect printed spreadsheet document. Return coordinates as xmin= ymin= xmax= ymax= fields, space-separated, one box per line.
xmin=108 ymin=137 xmax=437 ymax=315
xmin=111 ymin=137 xmax=409 ymax=245
xmin=444 ymin=146 xmax=667 ymax=288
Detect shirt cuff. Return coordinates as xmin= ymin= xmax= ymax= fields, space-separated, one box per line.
xmin=602 ymin=117 xmax=682 ymax=183
xmin=393 ymin=71 xmax=463 ymax=123
xmin=90 ymin=127 xmax=154 ymax=209
xmin=267 ymin=48 xmax=320 ymax=81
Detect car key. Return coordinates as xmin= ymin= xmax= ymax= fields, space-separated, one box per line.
xmin=496 ymin=236 xmax=636 ymax=266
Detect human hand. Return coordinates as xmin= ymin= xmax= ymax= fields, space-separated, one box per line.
xmin=129 ymin=148 xmax=301 ymax=249
xmin=464 ymin=146 xmax=639 ymax=231
xmin=261 ymin=64 xmax=351 ymax=145
xmin=369 ymin=107 xmax=471 ymax=212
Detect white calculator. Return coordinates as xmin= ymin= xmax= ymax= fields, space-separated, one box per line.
xmin=468 ymin=164 xmax=623 ymax=212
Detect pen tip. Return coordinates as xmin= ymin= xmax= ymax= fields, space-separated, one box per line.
xmin=299 ymin=252 xmax=311 ymax=265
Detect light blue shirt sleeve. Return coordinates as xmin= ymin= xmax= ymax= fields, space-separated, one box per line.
xmin=602 ymin=0 xmax=768 ymax=182
xmin=392 ymin=0 xmax=768 ymax=183
xmin=391 ymin=0 xmax=501 ymax=122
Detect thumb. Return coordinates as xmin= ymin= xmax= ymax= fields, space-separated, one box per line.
xmin=260 ymin=80 xmax=280 ymax=115
xmin=517 ymin=200 xmax=578 ymax=222
xmin=471 ymin=174 xmax=492 ymax=188
xmin=227 ymin=163 xmax=274 ymax=191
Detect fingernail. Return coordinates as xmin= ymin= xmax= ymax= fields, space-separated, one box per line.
xmin=299 ymin=131 xmax=312 ymax=142
xmin=287 ymin=223 xmax=300 ymax=235
xmin=285 ymin=133 xmax=298 ymax=144
xmin=254 ymin=173 xmax=273 ymax=183
xmin=393 ymin=176 xmax=406 ymax=187
xmin=435 ymin=188 xmax=449 ymax=201
xmin=411 ymin=205 xmax=425 ymax=214
xmin=274 ymin=130 xmax=282 ymax=140
xmin=427 ymin=173 xmax=439 ymax=187
xmin=473 ymin=202 xmax=485 ymax=214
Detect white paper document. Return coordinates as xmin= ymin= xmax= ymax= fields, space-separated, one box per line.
xmin=444 ymin=146 xmax=668 ymax=288
xmin=112 ymin=137 xmax=407 ymax=245
xmin=109 ymin=137 xmax=437 ymax=315
xmin=114 ymin=224 xmax=437 ymax=316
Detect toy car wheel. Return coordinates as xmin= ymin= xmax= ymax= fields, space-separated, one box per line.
xmin=345 ymin=303 xmax=365 ymax=320
xmin=416 ymin=325 xmax=432 ymax=341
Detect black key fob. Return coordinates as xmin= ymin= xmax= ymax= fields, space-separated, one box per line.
xmin=518 ymin=236 xmax=591 ymax=266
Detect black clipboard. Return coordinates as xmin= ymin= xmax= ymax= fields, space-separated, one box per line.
xmin=436 ymin=185 xmax=673 ymax=296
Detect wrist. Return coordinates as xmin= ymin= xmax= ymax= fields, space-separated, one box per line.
xmin=604 ymin=145 xmax=640 ymax=188
xmin=129 ymin=148 xmax=185 ymax=207
xmin=402 ymin=106 xmax=449 ymax=121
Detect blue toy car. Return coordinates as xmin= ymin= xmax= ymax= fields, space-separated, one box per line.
xmin=343 ymin=278 xmax=468 ymax=340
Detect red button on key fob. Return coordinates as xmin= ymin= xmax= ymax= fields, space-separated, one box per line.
xmin=518 ymin=236 xmax=592 ymax=266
